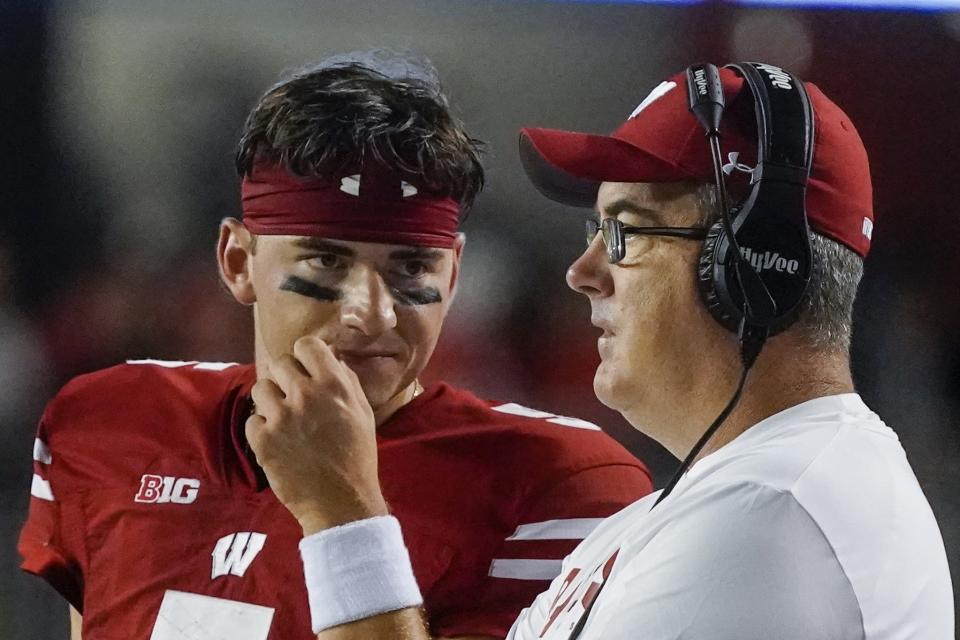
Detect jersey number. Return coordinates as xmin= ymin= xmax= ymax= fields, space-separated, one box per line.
xmin=150 ymin=590 xmax=274 ymax=640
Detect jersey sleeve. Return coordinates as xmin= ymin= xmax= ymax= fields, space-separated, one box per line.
xmin=588 ymin=483 xmax=862 ymax=640
xmin=428 ymin=463 xmax=652 ymax=639
xmin=17 ymin=400 xmax=86 ymax=611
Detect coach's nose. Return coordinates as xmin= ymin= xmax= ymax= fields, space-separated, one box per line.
xmin=567 ymin=232 xmax=614 ymax=299
xmin=339 ymin=267 xmax=398 ymax=336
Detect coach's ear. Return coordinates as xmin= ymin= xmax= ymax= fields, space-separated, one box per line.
xmin=217 ymin=218 xmax=257 ymax=305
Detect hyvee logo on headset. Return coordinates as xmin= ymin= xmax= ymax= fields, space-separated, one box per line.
xmin=754 ymin=62 xmax=794 ymax=90
xmin=739 ymin=247 xmax=801 ymax=275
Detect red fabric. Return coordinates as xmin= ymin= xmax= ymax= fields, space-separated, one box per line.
xmin=241 ymin=162 xmax=461 ymax=248
xmin=520 ymin=66 xmax=874 ymax=257
xmin=429 ymin=464 xmax=651 ymax=638
xmin=19 ymin=362 xmax=650 ymax=639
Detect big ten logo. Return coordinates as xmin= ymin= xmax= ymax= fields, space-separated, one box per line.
xmin=134 ymin=474 xmax=201 ymax=504
xmin=539 ymin=550 xmax=619 ymax=638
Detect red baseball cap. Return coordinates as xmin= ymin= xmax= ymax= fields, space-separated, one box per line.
xmin=519 ymin=66 xmax=874 ymax=257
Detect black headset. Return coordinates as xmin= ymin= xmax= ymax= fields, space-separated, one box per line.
xmin=692 ymin=61 xmax=815 ymax=341
xmin=650 ymin=61 xmax=818 ymax=512
xmin=567 ymin=62 xmax=817 ymax=640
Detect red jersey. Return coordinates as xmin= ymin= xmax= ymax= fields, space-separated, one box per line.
xmin=19 ymin=360 xmax=652 ymax=639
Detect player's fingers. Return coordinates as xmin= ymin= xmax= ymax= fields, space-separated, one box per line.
xmin=268 ymin=353 xmax=309 ymax=395
xmin=337 ymin=357 xmax=375 ymax=421
xmin=338 ymin=356 xmax=364 ymax=396
xmin=250 ymin=378 xmax=285 ymax=418
xmin=292 ymin=334 xmax=338 ymax=381
xmin=244 ymin=413 xmax=268 ymax=457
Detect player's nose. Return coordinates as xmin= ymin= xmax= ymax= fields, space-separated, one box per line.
xmin=567 ymin=234 xmax=613 ymax=298
xmin=338 ymin=267 xmax=398 ymax=336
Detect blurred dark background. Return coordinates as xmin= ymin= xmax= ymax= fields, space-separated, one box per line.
xmin=2 ymin=1 xmax=958 ymax=637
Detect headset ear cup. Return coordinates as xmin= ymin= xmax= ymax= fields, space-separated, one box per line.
xmin=697 ymin=221 xmax=742 ymax=332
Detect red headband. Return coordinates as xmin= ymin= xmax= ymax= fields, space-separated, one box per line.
xmin=241 ymin=162 xmax=461 ymax=248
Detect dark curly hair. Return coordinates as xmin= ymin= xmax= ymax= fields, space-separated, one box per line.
xmin=236 ymin=53 xmax=485 ymax=210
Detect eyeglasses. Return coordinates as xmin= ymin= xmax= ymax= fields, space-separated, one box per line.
xmin=586 ymin=218 xmax=709 ymax=263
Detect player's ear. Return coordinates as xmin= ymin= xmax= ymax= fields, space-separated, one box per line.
xmin=217 ymin=218 xmax=257 ymax=305
xmin=446 ymin=233 xmax=466 ymax=306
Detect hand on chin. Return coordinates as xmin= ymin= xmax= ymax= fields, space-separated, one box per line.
xmin=245 ymin=335 xmax=388 ymax=535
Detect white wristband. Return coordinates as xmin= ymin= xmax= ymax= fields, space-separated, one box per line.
xmin=299 ymin=515 xmax=423 ymax=633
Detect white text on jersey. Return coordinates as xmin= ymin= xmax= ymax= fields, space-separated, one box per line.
xmin=211 ymin=532 xmax=267 ymax=579
xmin=134 ymin=474 xmax=200 ymax=504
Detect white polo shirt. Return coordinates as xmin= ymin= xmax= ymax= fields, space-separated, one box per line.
xmin=507 ymin=394 xmax=954 ymax=639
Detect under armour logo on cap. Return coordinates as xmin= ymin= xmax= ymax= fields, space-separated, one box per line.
xmin=722 ymin=152 xmax=758 ymax=182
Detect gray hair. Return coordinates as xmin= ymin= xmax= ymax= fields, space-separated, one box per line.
xmin=693 ymin=182 xmax=863 ymax=354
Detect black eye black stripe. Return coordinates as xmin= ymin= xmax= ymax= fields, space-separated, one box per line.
xmin=280 ymin=276 xmax=342 ymax=302
xmin=390 ymin=287 xmax=442 ymax=306
xmin=281 ymin=276 xmax=441 ymax=306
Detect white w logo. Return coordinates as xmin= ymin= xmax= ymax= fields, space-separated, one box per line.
xmin=211 ymin=532 xmax=267 ymax=579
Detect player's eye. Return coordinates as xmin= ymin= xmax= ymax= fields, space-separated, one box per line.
xmin=397 ymin=260 xmax=430 ymax=279
xmin=393 ymin=260 xmax=433 ymax=280
xmin=305 ymin=253 xmax=346 ymax=270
